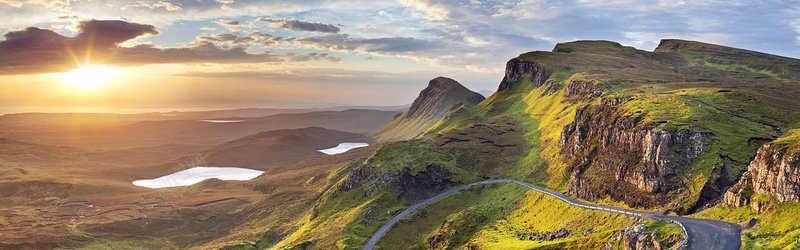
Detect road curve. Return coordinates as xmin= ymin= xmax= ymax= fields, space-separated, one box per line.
xmin=362 ymin=179 xmax=740 ymax=250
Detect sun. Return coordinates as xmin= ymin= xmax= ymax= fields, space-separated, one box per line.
xmin=63 ymin=65 xmax=116 ymax=89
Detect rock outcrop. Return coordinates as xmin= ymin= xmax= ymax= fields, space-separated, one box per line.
xmin=621 ymin=224 xmax=662 ymax=250
xmin=498 ymin=59 xmax=552 ymax=91
xmin=560 ymin=89 xmax=712 ymax=208
xmin=724 ymin=131 xmax=800 ymax=212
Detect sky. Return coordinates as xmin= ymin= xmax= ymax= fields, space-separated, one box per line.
xmin=0 ymin=0 xmax=799 ymax=112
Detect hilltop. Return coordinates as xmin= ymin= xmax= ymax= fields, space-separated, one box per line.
xmin=369 ymin=77 xmax=485 ymax=142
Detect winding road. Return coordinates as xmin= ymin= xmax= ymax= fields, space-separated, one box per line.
xmin=362 ymin=179 xmax=740 ymax=250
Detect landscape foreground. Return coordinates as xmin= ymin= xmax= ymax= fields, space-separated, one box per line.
xmin=2 ymin=39 xmax=800 ymax=249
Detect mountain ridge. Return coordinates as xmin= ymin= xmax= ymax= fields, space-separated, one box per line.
xmin=369 ymin=76 xmax=485 ymax=142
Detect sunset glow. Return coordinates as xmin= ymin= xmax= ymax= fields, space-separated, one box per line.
xmin=63 ymin=65 xmax=115 ymax=90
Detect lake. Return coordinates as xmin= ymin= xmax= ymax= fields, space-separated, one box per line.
xmin=132 ymin=166 xmax=264 ymax=188
xmin=318 ymin=142 xmax=369 ymax=155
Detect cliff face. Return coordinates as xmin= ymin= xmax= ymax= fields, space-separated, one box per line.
xmin=559 ymin=80 xmax=712 ymax=208
xmin=369 ymin=76 xmax=485 ymax=142
xmin=488 ymin=39 xmax=800 ymax=212
xmin=724 ymin=131 xmax=800 ymax=212
xmin=498 ymin=59 xmax=552 ymax=92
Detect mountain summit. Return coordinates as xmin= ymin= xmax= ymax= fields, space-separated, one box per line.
xmin=370 ymin=76 xmax=485 ymax=142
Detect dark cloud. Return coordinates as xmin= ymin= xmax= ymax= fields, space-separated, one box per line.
xmin=0 ymin=20 xmax=159 ymax=74
xmin=249 ymin=31 xmax=293 ymax=46
xmin=286 ymin=52 xmax=341 ymax=63
xmin=219 ymin=20 xmax=240 ymax=26
xmin=198 ymin=32 xmax=292 ymax=47
xmin=73 ymin=20 xmax=159 ymax=49
xmin=0 ymin=20 xmax=336 ymax=75
xmin=256 ymin=18 xmax=340 ymax=34
xmin=197 ymin=33 xmax=255 ymax=44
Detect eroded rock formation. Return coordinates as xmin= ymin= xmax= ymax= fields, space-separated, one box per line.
xmin=724 ymin=136 xmax=800 ymax=212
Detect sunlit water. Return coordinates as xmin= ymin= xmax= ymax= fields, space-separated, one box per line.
xmin=318 ymin=143 xmax=369 ymax=155
xmin=132 ymin=166 xmax=264 ymax=188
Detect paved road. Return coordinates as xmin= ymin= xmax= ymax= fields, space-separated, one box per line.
xmin=362 ymin=179 xmax=740 ymax=250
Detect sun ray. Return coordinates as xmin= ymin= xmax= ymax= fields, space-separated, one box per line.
xmin=63 ymin=65 xmax=116 ymax=90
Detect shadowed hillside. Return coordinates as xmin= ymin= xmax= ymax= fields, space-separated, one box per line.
xmin=201 ymin=127 xmax=372 ymax=170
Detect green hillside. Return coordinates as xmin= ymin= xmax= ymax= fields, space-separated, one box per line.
xmin=225 ymin=39 xmax=800 ymax=249
xmin=369 ymin=76 xmax=485 ymax=143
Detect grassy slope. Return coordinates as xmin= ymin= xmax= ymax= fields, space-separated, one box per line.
xmin=369 ymin=77 xmax=484 ymax=143
xmin=236 ymin=40 xmax=798 ymax=249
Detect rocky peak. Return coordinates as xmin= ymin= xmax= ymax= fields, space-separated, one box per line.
xmin=405 ymin=77 xmax=485 ymax=119
xmin=426 ymin=76 xmax=460 ymax=90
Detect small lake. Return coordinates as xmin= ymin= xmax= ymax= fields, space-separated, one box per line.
xmin=318 ymin=142 xmax=369 ymax=155
xmin=198 ymin=120 xmax=245 ymax=123
xmin=132 ymin=166 xmax=264 ymax=188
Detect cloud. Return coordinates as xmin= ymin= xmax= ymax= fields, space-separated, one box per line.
xmin=296 ymin=34 xmax=445 ymax=53
xmin=26 ymin=0 xmax=72 ymax=11
xmin=107 ymin=41 xmax=284 ymax=65
xmin=0 ymin=19 xmax=338 ymax=75
xmin=287 ymin=52 xmax=341 ymax=62
xmin=73 ymin=19 xmax=160 ymax=49
xmin=197 ymin=32 xmax=291 ymax=47
xmin=256 ymin=18 xmax=340 ymax=33
xmin=197 ymin=33 xmax=254 ymax=44
xmin=0 ymin=0 xmax=23 ymax=8
xmin=213 ymin=19 xmax=253 ymax=31
xmin=56 ymin=15 xmax=84 ymax=21
xmin=134 ymin=1 xmax=182 ymax=11
xmin=0 ymin=20 xmax=159 ymax=74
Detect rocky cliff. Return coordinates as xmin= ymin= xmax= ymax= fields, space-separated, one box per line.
xmin=498 ymin=59 xmax=552 ymax=91
xmin=492 ymin=39 xmax=800 ymax=212
xmin=559 ymin=80 xmax=713 ymax=208
xmin=724 ymin=130 xmax=800 ymax=212
xmin=369 ymin=76 xmax=485 ymax=142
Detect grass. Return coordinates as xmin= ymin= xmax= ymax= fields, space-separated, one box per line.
xmin=467 ymin=190 xmax=638 ymax=249
xmin=641 ymin=220 xmax=685 ymax=248
xmin=375 ymin=183 xmax=528 ymax=249
xmin=770 ymin=129 xmax=800 ymax=151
